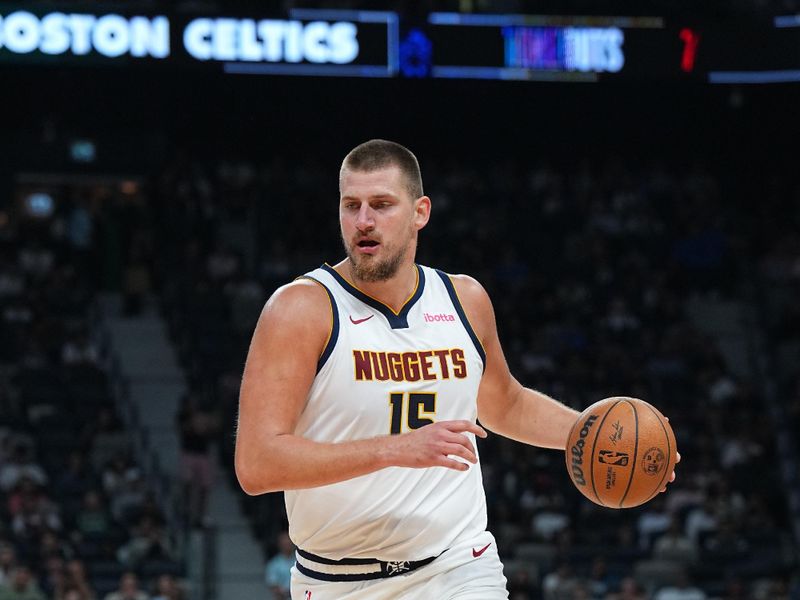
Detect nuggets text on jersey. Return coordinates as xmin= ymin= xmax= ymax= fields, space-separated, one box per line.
xmin=353 ymin=348 xmax=468 ymax=381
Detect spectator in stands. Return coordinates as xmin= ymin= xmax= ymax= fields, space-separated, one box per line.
xmin=102 ymin=572 xmax=147 ymax=600
xmin=531 ymin=506 xmax=569 ymax=541
xmin=652 ymin=518 xmax=698 ymax=564
xmin=101 ymin=455 xmax=144 ymax=524
xmin=100 ymin=454 xmax=135 ymax=499
xmin=89 ymin=411 xmax=130 ymax=474
xmin=37 ymin=530 xmax=73 ymax=565
xmin=62 ymin=589 xmax=93 ymax=600
xmin=7 ymin=478 xmax=43 ymax=518
xmin=702 ymin=519 xmax=749 ymax=561
xmin=72 ymin=490 xmax=112 ymax=542
xmin=636 ymin=496 xmax=672 ymax=550
xmin=0 ymin=257 xmax=25 ymax=300
xmin=17 ymin=240 xmax=55 ymax=281
xmin=604 ymin=577 xmax=646 ymax=600
xmin=264 ymin=531 xmax=294 ymax=600
xmin=654 ymin=571 xmax=707 ymax=600
xmin=0 ymin=565 xmax=46 ymax=600
xmin=206 ymin=243 xmax=240 ymax=284
xmin=586 ymin=556 xmax=612 ymax=598
xmin=719 ymin=430 xmax=764 ymax=471
xmin=685 ymin=498 xmax=718 ymax=546
xmin=259 ymin=240 xmax=292 ymax=289
xmin=123 ymin=490 xmax=164 ymax=529
xmin=710 ymin=576 xmax=748 ymax=600
xmin=0 ymin=444 xmax=47 ymax=492
xmin=61 ymin=329 xmax=100 ymax=367
xmin=62 ymin=560 xmax=95 ymax=600
xmin=752 ymin=576 xmax=792 ymax=600
xmin=542 ymin=562 xmax=579 ymax=600
xmin=226 ymin=274 xmax=265 ymax=335
xmin=116 ymin=515 xmax=174 ymax=570
xmin=53 ymin=451 xmax=97 ymax=506
xmin=0 ymin=545 xmax=17 ymax=588
xmin=177 ymin=393 xmax=218 ymax=528
xmin=151 ymin=574 xmax=182 ymax=600
xmin=10 ymin=483 xmax=62 ymax=544
xmin=41 ymin=555 xmax=66 ymax=599
xmin=506 ymin=564 xmax=536 ymax=600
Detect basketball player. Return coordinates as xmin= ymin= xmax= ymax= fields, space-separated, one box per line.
xmin=235 ymin=140 xmax=677 ymax=599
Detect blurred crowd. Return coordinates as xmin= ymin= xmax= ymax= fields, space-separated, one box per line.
xmin=0 ymin=190 xmax=185 ymax=598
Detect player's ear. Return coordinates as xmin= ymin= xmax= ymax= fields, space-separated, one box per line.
xmin=413 ymin=195 xmax=431 ymax=230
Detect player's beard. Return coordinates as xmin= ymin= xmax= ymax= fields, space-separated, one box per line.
xmin=343 ymin=226 xmax=414 ymax=283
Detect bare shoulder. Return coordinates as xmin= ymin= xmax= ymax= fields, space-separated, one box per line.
xmin=448 ymin=273 xmax=492 ymax=310
xmin=257 ymin=278 xmax=333 ymax=341
xmin=447 ymin=273 xmax=495 ymax=332
xmin=266 ymin=277 xmax=331 ymax=312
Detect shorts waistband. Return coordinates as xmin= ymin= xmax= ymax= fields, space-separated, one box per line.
xmin=295 ymin=548 xmax=440 ymax=582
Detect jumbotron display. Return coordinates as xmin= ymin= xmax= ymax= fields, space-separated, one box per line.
xmin=0 ymin=6 xmax=798 ymax=83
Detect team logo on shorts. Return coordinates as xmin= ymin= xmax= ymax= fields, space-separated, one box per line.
xmin=385 ymin=561 xmax=412 ymax=575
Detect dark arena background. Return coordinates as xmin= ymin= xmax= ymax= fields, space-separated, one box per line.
xmin=1 ymin=0 xmax=799 ymax=599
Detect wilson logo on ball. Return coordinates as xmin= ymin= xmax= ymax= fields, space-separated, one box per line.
xmin=569 ymin=414 xmax=598 ymax=486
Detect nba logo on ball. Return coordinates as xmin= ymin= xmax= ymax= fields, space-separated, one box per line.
xmin=642 ymin=447 xmax=666 ymax=475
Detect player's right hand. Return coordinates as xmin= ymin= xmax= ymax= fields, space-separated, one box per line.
xmin=387 ymin=420 xmax=488 ymax=471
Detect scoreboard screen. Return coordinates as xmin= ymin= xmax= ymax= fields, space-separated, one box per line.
xmin=1 ymin=4 xmax=799 ymax=83
xmin=422 ymin=13 xmax=800 ymax=83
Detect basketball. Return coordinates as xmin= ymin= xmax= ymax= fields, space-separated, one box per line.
xmin=565 ymin=397 xmax=677 ymax=509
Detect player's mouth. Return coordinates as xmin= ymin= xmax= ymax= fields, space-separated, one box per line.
xmin=355 ymin=238 xmax=380 ymax=255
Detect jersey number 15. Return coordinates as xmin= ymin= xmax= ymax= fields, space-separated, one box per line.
xmin=388 ymin=392 xmax=436 ymax=434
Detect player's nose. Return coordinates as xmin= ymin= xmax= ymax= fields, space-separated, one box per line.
xmin=355 ymin=205 xmax=375 ymax=231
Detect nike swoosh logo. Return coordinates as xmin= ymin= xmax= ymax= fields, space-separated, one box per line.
xmin=349 ymin=315 xmax=374 ymax=325
xmin=472 ymin=543 xmax=491 ymax=558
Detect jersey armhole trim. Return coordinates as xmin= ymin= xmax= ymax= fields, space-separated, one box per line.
xmin=435 ymin=270 xmax=487 ymax=371
xmin=296 ymin=276 xmax=339 ymax=373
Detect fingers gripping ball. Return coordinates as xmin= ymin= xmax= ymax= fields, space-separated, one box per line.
xmin=566 ymin=397 xmax=677 ymax=509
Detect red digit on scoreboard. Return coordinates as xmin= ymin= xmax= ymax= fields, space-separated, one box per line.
xmin=679 ymin=28 xmax=700 ymax=72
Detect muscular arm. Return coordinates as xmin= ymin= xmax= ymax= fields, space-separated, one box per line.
xmin=451 ymin=275 xmax=579 ymax=450
xmin=235 ymin=279 xmax=485 ymax=495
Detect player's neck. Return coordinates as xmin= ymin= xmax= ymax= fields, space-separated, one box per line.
xmin=335 ymin=259 xmax=418 ymax=313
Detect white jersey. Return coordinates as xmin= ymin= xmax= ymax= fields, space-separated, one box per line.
xmin=285 ymin=263 xmax=488 ymax=562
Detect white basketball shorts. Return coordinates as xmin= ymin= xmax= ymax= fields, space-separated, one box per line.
xmin=290 ymin=530 xmax=508 ymax=600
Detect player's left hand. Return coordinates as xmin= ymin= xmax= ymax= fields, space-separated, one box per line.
xmin=660 ymin=451 xmax=680 ymax=493
xmin=659 ymin=415 xmax=680 ymax=493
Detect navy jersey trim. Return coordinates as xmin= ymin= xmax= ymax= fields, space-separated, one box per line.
xmin=297 ymin=276 xmax=339 ymax=373
xmin=321 ymin=264 xmax=425 ymax=330
xmin=435 ymin=270 xmax=487 ymax=370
